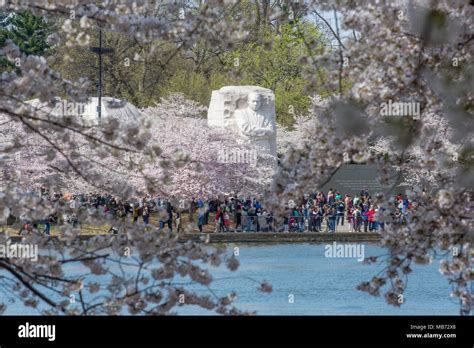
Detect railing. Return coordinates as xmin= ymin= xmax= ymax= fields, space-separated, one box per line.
xmin=215 ymin=214 xmax=362 ymax=233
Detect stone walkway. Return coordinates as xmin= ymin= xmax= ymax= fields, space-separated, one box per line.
xmin=179 ymin=231 xmax=380 ymax=244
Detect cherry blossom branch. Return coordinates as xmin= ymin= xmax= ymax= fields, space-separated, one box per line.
xmin=0 ymin=258 xmax=64 ymax=312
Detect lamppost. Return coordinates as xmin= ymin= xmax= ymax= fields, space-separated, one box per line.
xmin=89 ymin=28 xmax=114 ymax=122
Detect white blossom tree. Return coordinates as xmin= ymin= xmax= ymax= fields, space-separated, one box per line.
xmin=0 ymin=1 xmax=275 ymax=315
xmin=269 ymin=1 xmax=473 ymax=315
xmin=0 ymin=0 xmax=472 ymax=315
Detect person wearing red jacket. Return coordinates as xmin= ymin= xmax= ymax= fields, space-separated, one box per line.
xmin=367 ymin=208 xmax=376 ymax=231
xmin=215 ymin=208 xmax=225 ymax=232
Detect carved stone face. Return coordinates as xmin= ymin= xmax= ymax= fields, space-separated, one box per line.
xmin=247 ymin=93 xmax=262 ymax=111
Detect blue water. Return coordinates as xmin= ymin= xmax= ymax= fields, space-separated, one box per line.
xmin=175 ymin=243 xmax=461 ymax=315
xmin=1 ymin=243 xmax=464 ymax=315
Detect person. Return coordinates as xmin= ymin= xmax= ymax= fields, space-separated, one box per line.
xmin=216 ymin=207 xmax=225 ymax=232
xmin=235 ymin=202 xmax=242 ymax=232
xmin=353 ymin=207 xmax=361 ymax=232
xmin=292 ymin=208 xmax=303 ymax=232
xmin=367 ymin=207 xmax=376 ymax=231
xmin=197 ymin=207 xmax=205 ymax=233
xmin=371 ymin=206 xmax=379 ymax=231
xmin=316 ymin=206 xmax=323 ymax=232
xmin=214 ymin=208 xmax=221 ymax=232
xmin=328 ymin=189 xmax=335 ymax=206
xmin=223 ymin=211 xmax=230 ymax=232
xmin=328 ymin=207 xmax=336 ymax=233
xmin=264 ymin=210 xmax=273 ymax=232
xmin=362 ymin=208 xmax=369 ymax=232
xmin=142 ymin=202 xmax=150 ymax=225
xmin=324 ymin=205 xmax=336 ymax=233
xmin=18 ymin=219 xmax=32 ymax=235
xmin=242 ymin=205 xmax=249 ymax=231
xmin=362 ymin=198 xmax=370 ymax=213
xmin=197 ymin=198 xmax=203 ymax=209
xmin=353 ymin=195 xmax=360 ymax=208
xmin=256 ymin=208 xmax=262 ymax=232
xmin=336 ymin=200 xmax=345 ymax=226
xmin=203 ymin=201 xmax=209 ymax=225
xmin=43 ymin=216 xmax=51 ymax=236
xmin=378 ymin=205 xmax=385 ymax=231
xmin=283 ymin=216 xmax=289 ymax=232
xmin=132 ymin=204 xmax=140 ymax=224
xmin=347 ymin=206 xmax=353 ymax=232
xmin=344 ymin=194 xmax=351 ymax=207
xmin=402 ymin=197 xmax=410 ymax=224
xmin=69 ymin=213 xmax=78 ymax=228
xmin=245 ymin=206 xmax=255 ymax=232
xmin=196 ymin=198 xmax=206 ymax=225
xmin=310 ymin=207 xmax=318 ymax=232
xmin=158 ymin=203 xmax=169 ymax=231
xmin=321 ymin=207 xmax=327 ymax=232
xmin=289 ymin=216 xmax=297 ymax=232
xmin=303 ymin=203 xmax=310 ymax=232
xmin=175 ymin=211 xmax=181 ymax=232
xmin=116 ymin=202 xmax=126 ymax=220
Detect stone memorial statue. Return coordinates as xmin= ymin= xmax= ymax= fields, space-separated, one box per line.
xmin=207 ymin=86 xmax=277 ymax=157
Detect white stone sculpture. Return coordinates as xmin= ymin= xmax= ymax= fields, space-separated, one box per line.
xmin=80 ymin=97 xmax=141 ymax=124
xmin=207 ymin=86 xmax=277 ymax=156
xmin=26 ymin=97 xmax=141 ymax=125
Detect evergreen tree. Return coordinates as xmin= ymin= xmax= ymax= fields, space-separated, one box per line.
xmin=0 ymin=10 xmax=51 ymax=70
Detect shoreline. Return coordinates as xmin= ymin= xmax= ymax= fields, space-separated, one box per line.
xmin=5 ymin=231 xmax=381 ymax=244
xmin=178 ymin=232 xmax=381 ymax=243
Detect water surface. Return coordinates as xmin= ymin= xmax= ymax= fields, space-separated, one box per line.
xmin=1 ymin=243 xmax=463 ymax=315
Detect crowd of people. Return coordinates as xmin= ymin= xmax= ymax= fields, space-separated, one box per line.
xmin=16 ymin=190 xmax=177 ymax=235
xmin=12 ymin=188 xmax=414 ymax=235
xmin=199 ymin=189 xmax=413 ymax=233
